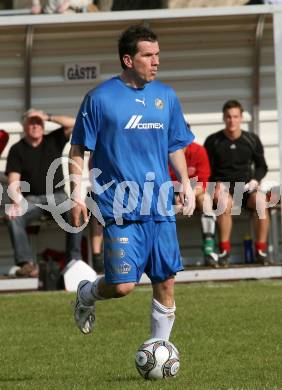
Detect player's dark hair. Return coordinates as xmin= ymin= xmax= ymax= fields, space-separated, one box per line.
xmin=118 ymin=24 xmax=158 ymax=70
xmin=222 ymin=100 xmax=244 ymax=114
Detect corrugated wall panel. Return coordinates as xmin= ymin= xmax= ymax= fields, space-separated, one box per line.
xmin=30 ymin=22 xmax=128 ymax=115
xmin=0 ymin=26 xmax=25 ymax=120
xmin=0 ymin=27 xmax=26 ymax=175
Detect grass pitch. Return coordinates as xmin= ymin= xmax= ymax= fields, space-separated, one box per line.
xmin=0 ymin=280 xmax=281 ymax=390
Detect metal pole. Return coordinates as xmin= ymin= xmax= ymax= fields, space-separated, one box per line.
xmin=252 ymin=15 xmax=265 ymax=135
xmin=24 ymin=25 xmax=34 ymax=112
xmin=273 ymin=10 xmax=282 ymax=260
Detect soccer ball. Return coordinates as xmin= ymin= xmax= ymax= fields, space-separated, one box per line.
xmin=135 ymin=338 xmax=180 ymax=380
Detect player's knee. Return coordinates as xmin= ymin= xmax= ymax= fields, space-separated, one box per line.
xmin=220 ymin=201 xmax=232 ymax=216
xmin=113 ymin=282 xmax=135 ymax=298
xmin=225 ymin=198 xmax=233 ymax=213
xmin=153 ymin=279 xmax=175 ymax=306
xmin=223 ymin=208 xmax=232 ymax=216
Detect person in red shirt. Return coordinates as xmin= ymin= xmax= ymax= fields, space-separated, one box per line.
xmin=170 ymin=141 xmax=218 ymax=267
xmin=0 ymin=130 xmax=9 ymax=156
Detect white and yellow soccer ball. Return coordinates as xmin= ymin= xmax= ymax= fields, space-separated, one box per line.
xmin=135 ymin=338 xmax=180 ymax=380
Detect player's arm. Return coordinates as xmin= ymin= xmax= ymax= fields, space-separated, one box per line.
xmin=68 ymin=144 xmax=89 ymax=226
xmin=169 ymin=148 xmax=195 ymax=216
xmin=48 ymin=114 xmax=75 ymax=139
xmin=5 ymin=144 xmax=24 ymax=219
xmin=169 ymin=148 xmax=188 ymax=183
xmin=252 ymin=135 xmax=268 ymax=182
xmin=26 ymin=109 xmax=75 ymax=139
xmin=245 ymin=135 xmax=268 ymax=192
xmin=6 ymin=171 xmax=22 ymax=220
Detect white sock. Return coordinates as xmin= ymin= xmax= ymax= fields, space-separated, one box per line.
xmin=150 ymin=298 xmax=176 ymax=341
xmin=80 ymin=276 xmax=106 ymax=305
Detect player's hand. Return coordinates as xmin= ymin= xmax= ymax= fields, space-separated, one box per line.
xmin=26 ymin=109 xmax=47 ymax=122
xmin=57 ymin=0 xmax=70 ymax=13
xmin=31 ymin=5 xmax=42 ymax=14
xmin=71 ymin=199 xmax=89 ymax=227
xmin=174 ymin=192 xmax=183 ymax=215
xmin=182 ymin=184 xmax=196 ymax=217
xmin=244 ymin=179 xmax=259 ymax=193
xmin=6 ymin=202 xmax=22 ymax=220
xmin=174 ymin=182 xmax=196 ymax=216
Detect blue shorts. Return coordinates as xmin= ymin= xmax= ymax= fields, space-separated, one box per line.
xmin=103 ymin=220 xmax=183 ymax=284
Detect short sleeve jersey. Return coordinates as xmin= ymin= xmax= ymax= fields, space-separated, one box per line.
xmin=71 ymin=76 xmax=194 ymax=221
xmin=6 ymin=128 xmax=68 ymax=195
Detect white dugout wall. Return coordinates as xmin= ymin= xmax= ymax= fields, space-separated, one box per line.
xmin=0 ymin=5 xmax=281 ymax=267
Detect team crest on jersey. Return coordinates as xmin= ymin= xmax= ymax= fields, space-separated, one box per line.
xmin=155 ymin=98 xmax=164 ymax=109
xmin=110 ymin=261 xmax=131 ymax=275
xmin=118 ymin=261 xmax=131 ymax=274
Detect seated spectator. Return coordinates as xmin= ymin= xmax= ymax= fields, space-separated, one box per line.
xmin=204 ymin=99 xmax=270 ymax=266
xmin=31 ymin=0 xmax=92 ymax=14
xmin=170 ymin=141 xmax=218 ymax=267
xmin=5 ymin=109 xmax=83 ymax=277
xmin=0 ymin=130 xmax=9 ymax=156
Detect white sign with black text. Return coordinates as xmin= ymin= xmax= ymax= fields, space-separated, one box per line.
xmin=64 ymin=63 xmax=100 ymax=83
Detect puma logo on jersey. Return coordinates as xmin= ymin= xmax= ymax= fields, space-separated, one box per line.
xmin=135 ymin=98 xmax=146 ymax=107
xmin=125 ymin=115 xmax=164 ymax=130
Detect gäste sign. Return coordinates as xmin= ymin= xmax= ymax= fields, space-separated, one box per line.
xmin=64 ymin=63 xmax=100 ymax=83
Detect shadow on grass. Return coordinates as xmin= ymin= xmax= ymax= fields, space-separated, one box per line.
xmin=104 ymin=373 xmax=141 ymax=383
xmin=0 ymin=375 xmax=33 ymax=383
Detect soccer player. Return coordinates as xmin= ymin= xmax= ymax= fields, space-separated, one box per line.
xmin=69 ymin=24 xmax=195 ymax=339
xmin=204 ymin=100 xmax=270 ymax=266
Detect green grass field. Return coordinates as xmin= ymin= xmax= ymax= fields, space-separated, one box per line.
xmin=0 ymin=280 xmax=281 ymax=390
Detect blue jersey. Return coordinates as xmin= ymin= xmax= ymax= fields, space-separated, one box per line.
xmin=71 ymin=76 xmax=194 ymax=222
